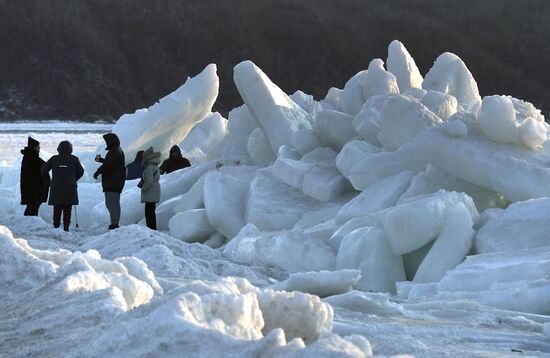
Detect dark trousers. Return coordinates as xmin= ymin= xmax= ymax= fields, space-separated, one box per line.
xmin=145 ymin=202 xmax=157 ymax=230
xmin=24 ymin=203 xmax=41 ymax=216
xmin=53 ymin=205 xmax=72 ymax=231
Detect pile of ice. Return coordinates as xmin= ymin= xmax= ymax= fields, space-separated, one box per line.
xmin=0 ymin=222 xmax=373 ymax=356
xmin=2 ymin=38 xmax=550 ymax=323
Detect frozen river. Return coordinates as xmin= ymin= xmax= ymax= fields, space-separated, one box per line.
xmin=0 ymin=121 xmax=112 ymax=167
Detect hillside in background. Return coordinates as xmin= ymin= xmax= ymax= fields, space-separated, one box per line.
xmin=1 ymin=0 xmax=549 ymax=121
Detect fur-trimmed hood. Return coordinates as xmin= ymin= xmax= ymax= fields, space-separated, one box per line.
xmin=142 ymin=146 xmax=161 ymax=166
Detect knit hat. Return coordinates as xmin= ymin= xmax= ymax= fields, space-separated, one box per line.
xmin=28 ymin=137 xmax=40 ymax=148
xmin=57 ymin=141 xmax=73 ymax=154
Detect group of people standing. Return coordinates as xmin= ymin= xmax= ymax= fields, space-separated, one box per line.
xmin=20 ymin=135 xmax=190 ymax=232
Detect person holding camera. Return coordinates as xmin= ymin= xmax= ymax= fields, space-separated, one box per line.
xmin=93 ymin=133 xmax=125 ymax=230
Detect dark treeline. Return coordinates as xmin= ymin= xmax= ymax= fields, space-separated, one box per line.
xmin=0 ymin=0 xmax=549 ymax=121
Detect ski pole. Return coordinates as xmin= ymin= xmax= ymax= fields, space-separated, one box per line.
xmin=74 ymin=205 xmax=79 ymax=229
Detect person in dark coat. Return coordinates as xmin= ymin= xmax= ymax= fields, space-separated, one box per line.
xmin=93 ymin=133 xmax=126 ymax=230
xmin=20 ymin=137 xmax=48 ymax=216
xmin=125 ymin=150 xmax=144 ymax=180
xmin=41 ymin=141 xmax=84 ymax=231
xmin=159 ymin=145 xmax=190 ymax=175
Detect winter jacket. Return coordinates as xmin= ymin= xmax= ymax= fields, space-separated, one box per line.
xmin=20 ymin=147 xmax=48 ymax=205
xmin=159 ymin=145 xmax=190 ymax=174
xmin=140 ymin=147 xmax=161 ymax=203
xmin=41 ymin=141 xmax=84 ymax=206
xmin=126 ymin=150 xmax=144 ymax=180
xmin=94 ymin=133 xmax=126 ymax=193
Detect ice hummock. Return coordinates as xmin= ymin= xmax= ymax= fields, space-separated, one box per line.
xmin=387 ymin=40 xmax=423 ymax=93
xmin=422 ymin=52 xmax=481 ymax=108
xmin=2 ymin=39 xmax=550 ymax=356
xmin=111 ymin=64 xmax=219 ymax=163
xmin=233 ymin=60 xmax=311 ymax=153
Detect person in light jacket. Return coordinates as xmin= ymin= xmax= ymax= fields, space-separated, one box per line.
xmin=138 ymin=146 xmax=161 ymax=230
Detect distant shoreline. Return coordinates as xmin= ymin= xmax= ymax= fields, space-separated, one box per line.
xmin=0 ymin=119 xmax=114 ymax=124
xmin=0 ymin=121 xmax=113 ymax=133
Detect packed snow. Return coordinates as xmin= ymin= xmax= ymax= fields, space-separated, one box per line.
xmin=2 ymin=40 xmax=550 ymax=357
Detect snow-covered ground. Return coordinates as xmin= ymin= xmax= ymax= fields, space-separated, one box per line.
xmin=1 ymin=40 xmax=550 ymax=357
xmin=1 ymin=215 xmax=549 ymax=357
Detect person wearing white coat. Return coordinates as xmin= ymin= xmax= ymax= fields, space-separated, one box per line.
xmin=138 ymin=146 xmax=161 ymax=230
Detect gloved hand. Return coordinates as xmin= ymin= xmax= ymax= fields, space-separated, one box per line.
xmin=93 ymin=171 xmax=100 ymax=180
